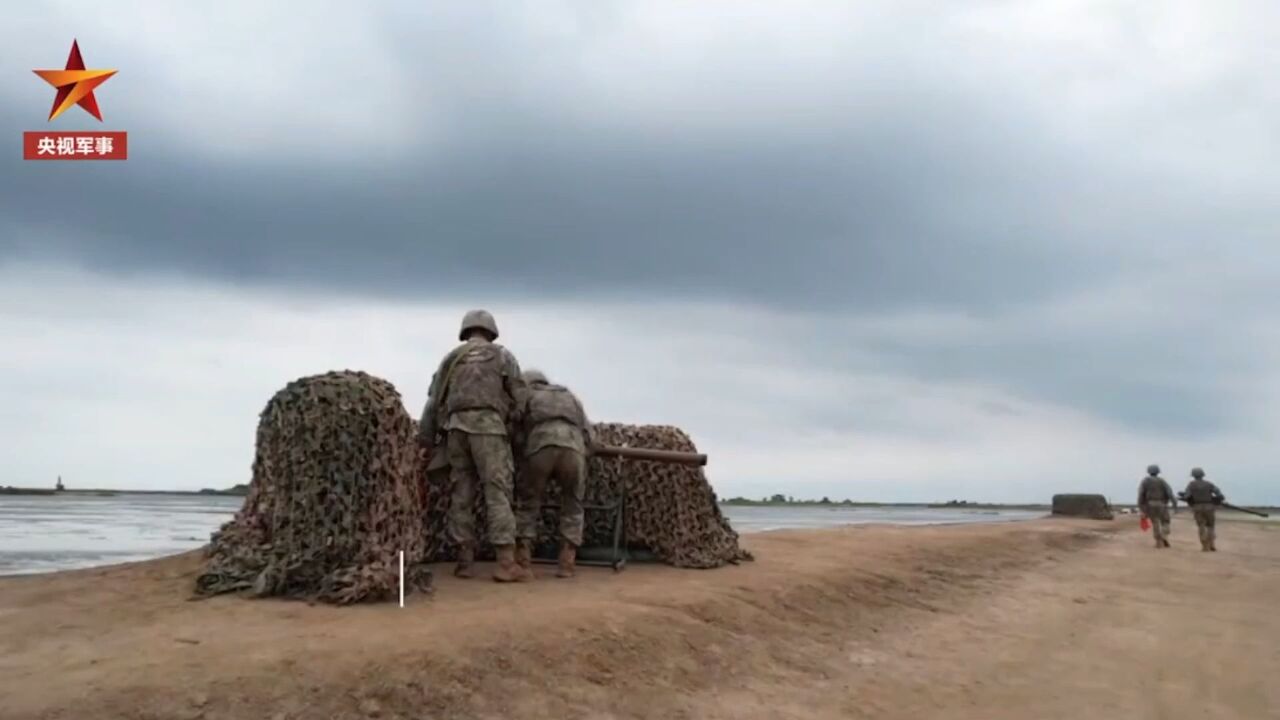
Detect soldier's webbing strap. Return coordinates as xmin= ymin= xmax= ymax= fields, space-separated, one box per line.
xmin=433 ymin=345 xmax=471 ymax=436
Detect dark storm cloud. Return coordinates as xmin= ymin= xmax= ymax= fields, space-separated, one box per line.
xmin=0 ymin=100 xmax=1115 ymax=313
xmin=862 ymin=335 xmax=1241 ymax=437
xmin=0 ymin=0 xmax=1190 ymax=313
xmin=775 ymin=328 xmax=1245 ymax=437
xmin=1 ymin=1 xmax=1277 ymax=442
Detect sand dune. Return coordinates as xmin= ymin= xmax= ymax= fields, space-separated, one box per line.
xmin=1 ymin=517 xmax=1276 ymax=719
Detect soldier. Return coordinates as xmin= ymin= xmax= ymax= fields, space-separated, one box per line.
xmin=1137 ymin=464 xmax=1176 ymax=548
xmin=418 ymin=309 xmax=530 ymax=583
xmin=513 ymin=369 xmax=592 ymax=579
xmin=1182 ymin=467 xmax=1225 ymax=552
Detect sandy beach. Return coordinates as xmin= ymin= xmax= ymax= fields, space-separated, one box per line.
xmin=1 ymin=516 xmax=1276 ymax=720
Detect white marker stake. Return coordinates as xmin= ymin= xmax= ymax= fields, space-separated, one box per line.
xmin=398 ymin=550 xmax=405 ymax=608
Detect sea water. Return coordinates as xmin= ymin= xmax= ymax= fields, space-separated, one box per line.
xmin=0 ymin=494 xmax=1043 ymax=576
xmin=0 ymin=494 xmax=242 ymax=575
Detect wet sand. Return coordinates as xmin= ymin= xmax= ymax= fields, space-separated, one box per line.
xmin=1 ymin=517 xmax=1276 ymax=720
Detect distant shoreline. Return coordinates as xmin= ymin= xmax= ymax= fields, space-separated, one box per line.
xmin=721 ymin=499 xmax=1280 ymax=512
xmin=2 ymin=489 xmax=1274 ymax=513
xmin=0 ymin=487 xmax=248 ymax=497
xmin=721 ymin=499 xmax=1050 ymax=511
xmin=0 ymin=489 xmax=1043 ymax=508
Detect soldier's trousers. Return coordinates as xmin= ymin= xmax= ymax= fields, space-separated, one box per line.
xmin=514 ymin=446 xmax=586 ymax=547
xmin=1192 ymin=505 xmax=1216 ymax=549
xmin=446 ymin=429 xmax=517 ymax=547
xmin=1145 ymin=502 xmax=1171 ymax=546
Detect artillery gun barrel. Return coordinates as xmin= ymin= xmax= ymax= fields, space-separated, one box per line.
xmin=1221 ymin=501 xmax=1269 ymax=518
xmin=1178 ymin=493 xmax=1269 ymax=518
xmin=590 ymin=444 xmax=708 ymax=466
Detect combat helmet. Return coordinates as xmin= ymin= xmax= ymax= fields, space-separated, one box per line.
xmin=1147 ymin=464 xmax=1160 ymax=476
xmin=1191 ymin=467 xmax=1205 ymax=479
xmin=459 ymin=309 xmax=499 ymax=341
xmin=522 ymin=369 xmax=549 ymax=386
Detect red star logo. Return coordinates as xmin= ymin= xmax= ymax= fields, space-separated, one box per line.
xmin=33 ymin=40 xmax=117 ymax=122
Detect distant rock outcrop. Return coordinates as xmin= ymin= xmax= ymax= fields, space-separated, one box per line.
xmin=197 ymin=484 xmax=251 ymax=496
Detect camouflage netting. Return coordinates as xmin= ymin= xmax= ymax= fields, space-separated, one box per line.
xmin=194 ymin=371 xmax=433 ymax=604
xmin=426 ymin=422 xmax=753 ymax=568
xmin=1051 ymin=493 xmax=1114 ymax=520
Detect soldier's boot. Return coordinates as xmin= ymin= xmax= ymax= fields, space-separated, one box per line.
xmin=454 ymin=543 xmax=476 ymax=579
xmin=515 ymin=539 xmax=535 ymax=577
xmin=493 ymin=544 xmax=532 ymax=583
xmin=555 ymin=542 xmax=577 ymax=579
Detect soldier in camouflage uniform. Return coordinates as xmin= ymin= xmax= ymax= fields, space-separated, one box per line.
xmin=418 ymin=309 xmax=531 ymax=583
xmin=1137 ymin=464 xmax=1176 ymax=549
xmin=1182 ymin=467 xmax=1225 ymax=552
xmin=513 ymin=369 xmax=592 ymax=579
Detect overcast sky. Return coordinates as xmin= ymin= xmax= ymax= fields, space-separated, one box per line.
xmin=2 ymin=1 xmax=1277 ymax=503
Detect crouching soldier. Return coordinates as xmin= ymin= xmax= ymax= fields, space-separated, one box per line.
xmin=1183 ymin=467 xmax=1225 ymax=552
xmin=513 ymin=369 xmax=592 ymax=578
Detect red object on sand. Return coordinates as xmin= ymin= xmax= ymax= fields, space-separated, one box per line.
xmin=1140 ymin=516 xmax=1151 ymax=532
